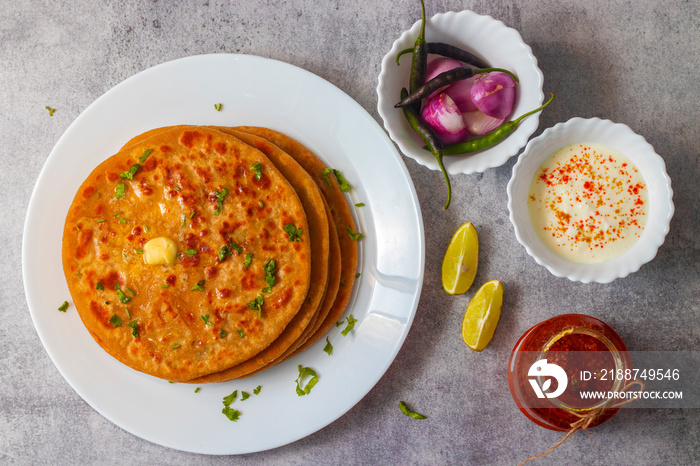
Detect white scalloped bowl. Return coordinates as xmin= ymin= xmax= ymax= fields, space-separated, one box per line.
xmin=507 ymin=118 xmax=674 ymax=283
xmin=377 ymin=10 xmax=544 ymax=175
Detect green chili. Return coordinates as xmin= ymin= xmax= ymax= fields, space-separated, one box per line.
xmin=396 ymin=42 xmax=490 ymax=69
xmin=408 ymin=0 xmax=429 ymax=97
xmin=395 ymin=66 xmax=519 ymax=108
xmin=399 ymin=1 xmax=451 ymax=209
xmin=440 ymin=93 xmax=555 ymax=155
xmin=401 ymin=87 xmax=451 ymax=209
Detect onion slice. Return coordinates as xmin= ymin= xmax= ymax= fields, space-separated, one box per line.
xmin=421 ymin=93 xmax=470 ymax=145
xmin=462 ymin=110 xmax=504 ymax=136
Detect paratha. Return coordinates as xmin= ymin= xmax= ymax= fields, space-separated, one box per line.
xmin=119 ymin=126 xmax=338 ymax=382
xmin=234 ymin=127 xmax=358 ymax=356
xmin=62 ymin=126 xmax=311 ymax=382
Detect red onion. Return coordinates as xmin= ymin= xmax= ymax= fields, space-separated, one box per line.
xmin=421 ymin=93 xmax=469 ymax=145
xmin=470 ymin=71 xmax=516 ymax=119
xmin=425 ymin=57 xmax=463 ymax=98
xmin=462 ymin=110 xmax=505 ymax=136
xmin=443 ymin=77 xmax=478 ymax=112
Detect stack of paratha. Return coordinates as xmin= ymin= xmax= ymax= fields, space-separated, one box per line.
xmin=62 ymin=125 xmax=358 ymax=383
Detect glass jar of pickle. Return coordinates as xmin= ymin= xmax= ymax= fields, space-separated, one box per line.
xmin=507 ymin=314 xmax=631 ymax=431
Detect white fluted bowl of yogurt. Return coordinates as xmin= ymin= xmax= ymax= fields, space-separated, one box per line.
xmin=507 ymin=117 xmax=674 ymax=283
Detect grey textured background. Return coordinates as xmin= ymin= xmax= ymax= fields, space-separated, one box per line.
xmin=3 ymin=0 xmax=699 ymax=464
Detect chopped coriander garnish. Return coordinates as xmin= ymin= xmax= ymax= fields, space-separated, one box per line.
xmin=97 ymin=192 xmax=101 ymax=198
xmin=135 ymin=248 xmax=144 ymax=254
xmin=144 ymin=225 xmax=150 ymax=233
xmin=181 ymin=213 xmax=186 ymax=228
xmin=128 ymin=320 xmax=139 ymax=337
xmin=185 ymin=249 xmax=198 ymax=257
xmin=214 ymin=103 xmax=223 ymax=111
xmin=76 ymin=226 xmax=80 ymax=231
xmin=320 ymin=168 xmax=332 ymax=186
xmin=160 ymin=284 xmax=170 ymax=289
xmin=95 ymin=282 xmax=104 ymax=290
xmin=399 ymin=401 xmax=427 ymax=420
xmin=200 ymin=314 xmax=214 ymax=326
xmin=119 ymin=163 xmax=141 ymax=181
xmin=295 ymin=365 xmax=319 ymax=396
xmin=114 ymin=283 xmax=132 ymax=303
xmin=259 ymin=201 xmax=264 ymax=208
xmin=230 ymin=242 xmax=242 ymax=254
xmin=171 ymin=344 xmax=181 ymax=349
xmin=218 ymin=244 xmax=232 ymax=262
xmin=139 ymin=149 xmax=153 ymax=163
xmin=237 ymin=329 xmax=244 ymax=338
xmin=283 ymin=223 xmax=303 ymax=242
xmin=243 ymin=253 xmax=253 ymax=270
xmin=108 ymin=314 xmax=122 ymax=327
xmin=189 ymin=210 xmax=195 ymax=219
xmin=45 ymin=106 xmax=56 ymax=116
xmin=251 ymin=162 xmax=263 ymax=181
xmin=119 ymin=217 xmax=126 ymax=224
xmin=96 ymin=219 xmax=106 ymax=223
xmin=213 ymin=187 xmax=228 ymax=215
xmin=222 ymin=406 xmax=240 ymax=421
xmin=253 ymin=385 xmax=262 ymax=395
xmin=323 ymin=337 xmax=333 ymax=355
xmin=174 ymin=186 xmax=181 ymax=192
xmin=335 ymin=320 xmax=344 ymax=327
xmin=341 ymin=314 xmax=357 ymax=336
xmin=355 ymin=202 xmax=365 ymax=207
xmin=115 ymin=182 xmax=125 ymax=199
xmin=241 ymin=391 xmax=250 ymax=401
xmin=194 ymin=387 xmax=200 ymax=393
xmin=346 ymin=225 xmax=364 ymax=241
xmin=355 ymin=272 xmax=361 ymax=279
xmin=125 ymin=307 xmax=131 ymax=319
xmin=58 ymin=301 xmax=69 ymax=312
xmin=219 ymin=329 xmax=227 ymax=338
xmin=105 ymin=301 xmax=110 ymax=305
xmin=246 ymin=294 xmax=264 ymax=318
xmin=340 ymin=279 xmax=346 ymax=286
xmin=223 ymin=390 xmax=238 ymax=407
xmin=261 ymin=259 xmax=276 ymax=293
xmin=332 ymin=169 xmax=352 ymax=192
xmin=190 ymin=280 xmax=205 ymax=291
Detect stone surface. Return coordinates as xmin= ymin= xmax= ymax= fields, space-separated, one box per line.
xmin=2 ymin=0 xmax=698 ymax=464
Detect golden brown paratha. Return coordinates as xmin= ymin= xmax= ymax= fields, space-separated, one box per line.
xmin=186 ymin=128 xmax=332 ymax=382
xmin=119 ymin=126 xmax=336 ymax=382
xmin=62 ymin=126 xmax=311 ymax=382
xmin=234 ymin=127 xmax=359 ymax=356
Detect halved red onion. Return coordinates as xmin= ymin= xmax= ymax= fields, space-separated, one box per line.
xmin=462 ymin=110 xmax=505 ymax=136
xmin=421 ymin=93 xmax=470 ymax=145
xmin=425 ymin=57 xmax=463 ymax=98
xmin=443 ymin=77 xmax=478 ymax=112
xmin=470 ymin=71 xmax=515 ymax=119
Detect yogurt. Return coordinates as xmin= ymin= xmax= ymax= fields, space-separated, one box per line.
xmin=527 ymin=143 xmax=648 ymax=263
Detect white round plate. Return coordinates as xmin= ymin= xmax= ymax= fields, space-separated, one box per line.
xmin=22 ymin=54 xmax=425 ymax=454
xmin=377 ymin=10 xmax=544 ymax=175
xmin=507 ymin=117 xmax=674 ymax=283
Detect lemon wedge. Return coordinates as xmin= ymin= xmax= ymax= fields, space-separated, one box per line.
xmin=441 ymin=222 xmax=479 ymax=295
xmin=462 ymin=280 xmax=504 ymax=351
